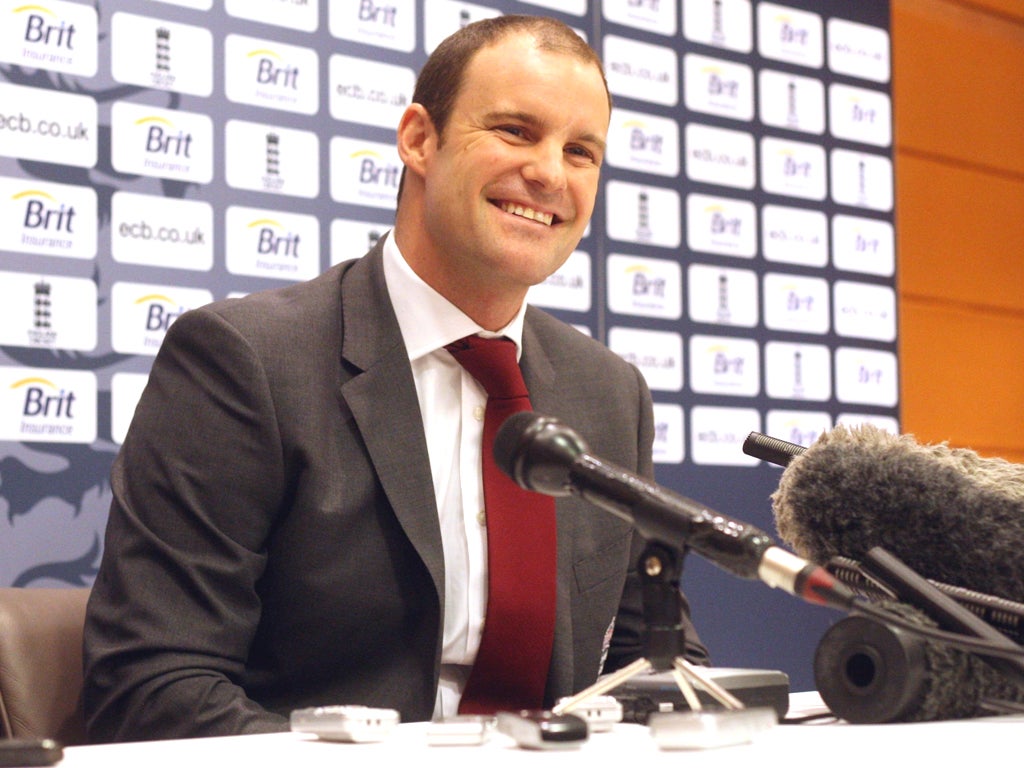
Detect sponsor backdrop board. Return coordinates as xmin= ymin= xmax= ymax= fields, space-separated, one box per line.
xmin=0 ymin=0 xmax=894 ymax=691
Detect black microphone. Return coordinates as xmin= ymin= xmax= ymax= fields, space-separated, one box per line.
xmin=764 ymin=423 xmax=1024 ymax=721
xmin=768 ymin=423 xmax=1024 ymax=604
xmin=493 ymin=411 xmax=857 ymax=611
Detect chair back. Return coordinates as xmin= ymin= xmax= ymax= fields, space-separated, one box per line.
xmin=0 ymin=587 xmax=90 ymax=745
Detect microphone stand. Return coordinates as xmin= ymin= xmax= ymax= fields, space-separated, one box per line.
xmin=552 ymin=540 xmax=744 ymax=717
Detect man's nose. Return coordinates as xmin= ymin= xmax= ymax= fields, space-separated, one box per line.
xmin=522 ymin=141 xmax=568 ymax=192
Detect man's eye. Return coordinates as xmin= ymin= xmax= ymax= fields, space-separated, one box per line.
xmin=567 ymin=146 xmax=596 ymax=161
xmin=499 ymin=125 xmax=526 ymax=137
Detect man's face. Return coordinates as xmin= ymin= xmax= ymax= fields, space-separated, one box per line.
xmin=418 ymin=33 xmax=610 ymax=299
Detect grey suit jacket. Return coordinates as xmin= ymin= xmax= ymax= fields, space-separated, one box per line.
xmin=83 ymin=243 xmax=706 ymax=742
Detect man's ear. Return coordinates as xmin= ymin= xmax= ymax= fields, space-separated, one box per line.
xmin=396 ymin=104 xmax=436 ymax=179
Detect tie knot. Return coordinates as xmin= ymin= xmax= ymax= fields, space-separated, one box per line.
xmin=445 ymin=335 xmax=528 ymax=400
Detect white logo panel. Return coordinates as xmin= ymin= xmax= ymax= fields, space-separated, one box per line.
xmin=329 ymin=0 xmax=416 ymax=51
xmin=835 ymin=347 xmax=898 ymax=407
xmin=226 ymin=0 xmax=319 ymax=31
xmin=830 ymin=149 xmax=893 ymax=211
xmin=765 ymin=410 xmax=832 ymax=451
xmin=225 ymin=206 xmax=321 ymax=282
xmin=224 ymin=34 xmax=320 ymax=115
xmin=690 ymin=406 xmax=761 ymax=466
xmin=604 ymin=35 xmax=679 ymax=107
xmin=685 ymin=123 xmax=756 ymax=190
xmin=0 ymin=0 xmax=98 ymax=76
xmin=330 ymin=219 xmax=391 ymax=266
xmin=763 ymin=272 xmax=830 ymax=334
xmin=607 ymin=326 xmax=684 ymax=393
xmin=225 ymin=120 xmax=320 ymax=199
xmin=111 ymin=372 xmax=149 ymax=445
xmin=764 ymin=341 xmax=831 ymax=401
xmin=111 ymin=192 xmax=214 ymax=271
xmin=607 ymin=254 xmax=682 ymax=319
xmin=836 ymin=413 xmax=900 ymax=434
xmin=110 ymin=101 xmax=213 ymax=183
xmin=684 ymin=54 xmax=754 ymax=121
xmin=758 ymin=69 xmax=825 ymax=135
xmin=833 ymin=281 xmax=896 ymax=342
xmin=111 ymin=12 xmax=213 ymax=95
xmin=760 ymin=136 xmax=827 ymax=201
xmin=687 ymin=193 xmax=757 ymax=258
xmin=687 ymin=264 xmax=759 ymax=327
xmin=329 ymin=54 xmax=414 ymax=129
xmin=603 ymin=0 xmax=676 ymax=35
xmin=423 ymin=0 xmax=502 ymax=53
xmin=832 ymin=215 xmax=895 ymax=276
xmin=828 ymin=18 xmax=891 ymax=83
xmin=652 ymin=402 xmax=685 ymax=464
xmin=0 ymin=367 xmax=97 ymax=443
xmin=606 ymin=181 xmax=681 ymax=249
xmin=520 ymin=0 xmax=586 ymax=16
xmin=607 ymin=108 xmax=680 ymax=178
xmin=111 ymin=282 xmax=213 ymax=356
xmin=0 ymin=271 xmax=97 ymax=351
xmin=829 ymin=84 xmax=892 ymax=147
xmin=329 ymin=136 xmax=402 ymax=210
xmin=682 ymin=0 xmax=752 ymax=53
xmin=528 ymin=251 xmax=592 ymax=313
xmin=0 ymin=82 xmax=97 ymax=168
xmin=757 ymin=3 xmax=824 ymax=68
xmin=761 ymin=204 xmax=827 ymax=267
xmin=150 ymin=0 xmax=212 ymax=7
xmin=0 ymin=176 xmax=97 ymax=259
xmin=689 ymin=335 xmax=760 ymax=397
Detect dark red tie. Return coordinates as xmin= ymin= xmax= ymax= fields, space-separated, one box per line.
xmin=445 ymin=335 xmax=557 ymax=714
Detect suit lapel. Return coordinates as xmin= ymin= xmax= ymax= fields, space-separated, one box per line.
xmin=337 ymin=245 xmax=445 ymax=603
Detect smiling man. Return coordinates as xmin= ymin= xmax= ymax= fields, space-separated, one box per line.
xmin=394 ymin=21 xmax=608 ymax=331
xmin=83 ymin=15 xmax=707 ymax=743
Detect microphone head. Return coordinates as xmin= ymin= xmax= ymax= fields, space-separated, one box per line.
xmin=493 ymin=412 xmax=587 ymax=496
xmin=772 ymin=424 xmax=1024 ymax=602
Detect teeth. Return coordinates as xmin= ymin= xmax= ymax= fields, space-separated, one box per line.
xmin=501 ymin=201 xmax=554 ymax=226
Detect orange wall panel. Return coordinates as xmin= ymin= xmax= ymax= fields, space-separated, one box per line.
xmin=892 ymin=0 xmax=1024 ymax=174
xmin=896 ymin=152 xmax=1024 ymax=311
xmin=899 ymin=300 xmax=1024 ymax=454
xmin=894 ymin=0 xmax=1024 ymax=464
xmin=959 ymin=0 xmax=1024 ymax=24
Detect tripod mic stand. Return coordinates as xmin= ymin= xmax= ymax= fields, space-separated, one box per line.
xmin=552 ymin=540 xmax=744 ymax=716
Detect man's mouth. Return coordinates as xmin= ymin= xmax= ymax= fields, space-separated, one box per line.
xmin=496 ymin=200 xmax=556 ymax=227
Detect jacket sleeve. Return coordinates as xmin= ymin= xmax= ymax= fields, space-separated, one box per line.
xmin=83 ymin=307 xmax=290 ymax=742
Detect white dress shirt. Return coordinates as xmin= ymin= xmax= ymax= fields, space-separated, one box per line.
xmin=380 ymin=232 xmax=527 ymax=719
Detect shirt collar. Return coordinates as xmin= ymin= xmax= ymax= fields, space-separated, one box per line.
xmin=382 ymin=232 xmax=527 ymax=362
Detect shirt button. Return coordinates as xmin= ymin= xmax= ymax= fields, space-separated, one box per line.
xmin=477 ymin=510 xmax=486 ymax=527
xmin=473 ymin=405 xmax=485 ymax=421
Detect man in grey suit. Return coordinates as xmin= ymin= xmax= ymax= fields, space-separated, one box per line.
xmin=83 ymin=15 xmax=707 ymax=742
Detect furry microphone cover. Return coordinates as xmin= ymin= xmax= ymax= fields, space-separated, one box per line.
xmin=771 ymin=424 xmax=1024 ymax=603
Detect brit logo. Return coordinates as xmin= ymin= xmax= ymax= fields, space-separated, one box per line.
xmin=110 ymin=101 xmax=213 ymax=183
xmin=0 ymin=0 xmax=99 ymax=76
xmin=330 ymin=0 xmax=416 ymax=52
xmin=224 ymin=34 xmax=320 ymax=115
xmin=0 ymin=177 xmax=97 ymax=259
xmin=0 ymin=367 xmax=98 ymax=443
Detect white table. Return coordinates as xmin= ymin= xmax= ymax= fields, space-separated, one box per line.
xmin=59 ymin=694 xmax=1024 ymax=768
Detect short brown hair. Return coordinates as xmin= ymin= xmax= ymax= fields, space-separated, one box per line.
xmin=413 ymin=15 xmax=611 ymax=142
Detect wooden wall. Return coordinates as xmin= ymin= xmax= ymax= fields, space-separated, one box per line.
xmin=892 ymin=0 xmax=1024 ymax=461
